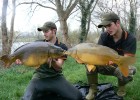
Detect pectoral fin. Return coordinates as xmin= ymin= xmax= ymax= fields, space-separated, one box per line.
xmin=49 ymin=58 xmax=53 ymax=68
xmin=119 ymin=65 xmax=129 ymax=77
xmin=34 ymin=66 xmax=40 ymax=69
xmin=75 ymin=57 xmax=84 ymax=64
xmin=86 ymin=65 xmax=96 ymax=72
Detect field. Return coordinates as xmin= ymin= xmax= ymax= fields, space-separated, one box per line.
xmin=0 ymin=42 xmax=139 ymax=100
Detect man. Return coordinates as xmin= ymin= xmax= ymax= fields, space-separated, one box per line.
xmin=16 ymin=21 xmax=83 ymax=100
xmin=86 ymin=12 xmax=136 ymax=100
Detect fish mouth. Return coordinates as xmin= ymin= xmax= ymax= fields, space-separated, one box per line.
xmin=63 ymin=50 xmax=69 ymax=55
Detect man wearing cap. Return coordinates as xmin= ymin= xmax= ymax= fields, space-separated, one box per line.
xmin=86 ymin=12 xmax=136 ymax=100
xmin=17 ymin=21 xmax=83 ymax=100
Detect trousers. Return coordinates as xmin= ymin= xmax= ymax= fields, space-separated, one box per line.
xmin=86 ymin=65 xmax=130 ymax=86
xmin=22 ymin=75 xmax=83 ymax=100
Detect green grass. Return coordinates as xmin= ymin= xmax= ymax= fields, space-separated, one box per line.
xmin=0 ymin=44 xmax=140 ymax=100
xmin=0 ymin=66 xmax=33 ymax=100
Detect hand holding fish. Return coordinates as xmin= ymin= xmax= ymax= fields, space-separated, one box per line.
xmin=108 ymin=61 xmax=114 ymax=65
xmin=15 ymin=59 xmax=22 ymax=65
xmin=51 ymin=58 xmax=64 ymax=71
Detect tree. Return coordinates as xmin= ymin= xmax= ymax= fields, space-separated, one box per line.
xmin=55 ymin=0 xmax=79 ymax=47
xmin=18 ymin=0 xmax=79 ymax=47
xmin=1 ymin=0 xmax=9 ymax=55
xmin=79 ymin=0 xmax=98 ymax=43
xmin=1 ymin=0 xmax=16 ymax=55
xmin=9 ymin=0 xmax=16 ymax=53
xmin=128 ymin=0 xmax=137 ymax=35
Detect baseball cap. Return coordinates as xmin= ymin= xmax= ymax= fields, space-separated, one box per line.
xmin=98 ymin=12 xmax=120 ymax=28
xmin=37 ymin=21 xmax=57 ymax=31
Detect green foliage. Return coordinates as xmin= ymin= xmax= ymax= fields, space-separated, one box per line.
xmin=0 ymin=44 xmax=140 ymax=99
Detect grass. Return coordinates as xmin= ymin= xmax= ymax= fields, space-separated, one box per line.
xmin=0 ymin=66 xmax=33 ymax=100
xmin=0 ymin=43 xmax=140 ymax=100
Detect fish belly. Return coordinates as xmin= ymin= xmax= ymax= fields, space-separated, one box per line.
xmin=22 ymin=53 xmax=48 ymax=67
xmin=78 ymin=53 xmax=110 ymax=65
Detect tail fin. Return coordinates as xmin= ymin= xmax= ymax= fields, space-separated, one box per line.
xmin=0 ymin=55 xmax=12 ymax=68
xmin=118 ymin=56 xmax=136 ymax=77
xmin=119 ymin=56 xmax=136 ymax=65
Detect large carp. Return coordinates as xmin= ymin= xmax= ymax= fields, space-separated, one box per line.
xmin=0 ymin=42 xmax=65 ymax=68
xmin=65 ymin=43 xmax=136 ymax=77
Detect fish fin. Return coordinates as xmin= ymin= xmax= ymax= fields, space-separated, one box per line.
xmin=34 ymin=66 xmax=40 ymax=69
xmin=0 ymin=55 xmax=12 ymax=68
xmin=75 ymin=57 xmax=84 ymax=64
xmin=119 ymin=56 xmax=136 ymax=66
xmin=117 ymin=56 xmax=136 ymax=77
xmin=49 ymin=58 xmax=53 ymax=68
xmin=86 ymin=65 xmax=96 ymax=72
xmin=119 ymin=65 xmax=129 ymax=77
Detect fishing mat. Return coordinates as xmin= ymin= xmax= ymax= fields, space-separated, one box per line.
xmin=37 ymin=83 xmax=123 ymax=100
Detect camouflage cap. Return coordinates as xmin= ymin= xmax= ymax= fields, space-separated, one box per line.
xmin=98 ymin=12 xmax=120 ymax=28
xmin=37 ymin=21 xmax=57 ymax=31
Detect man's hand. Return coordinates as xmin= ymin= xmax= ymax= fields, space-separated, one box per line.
xmin=108 ymin=60 xmax=114 ymax=65
xmin=15 ymin=59 xmax=22 ymax=65
xmin=51 ymin=58 xmax=64 ymax=71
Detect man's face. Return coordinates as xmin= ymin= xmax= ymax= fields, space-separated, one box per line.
xmin=104 ymin=21 xmax=119 ymax=36
xmin=43 ymin=29 xmax=56 ymax=41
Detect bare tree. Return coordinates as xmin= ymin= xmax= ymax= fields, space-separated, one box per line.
xmin=1 ymin=0 xmax=16 ymax=55
xmin=9 ymin=0 xmax=16 ymax=53
xmin=55 ymin=0 xmax=79 ymax=47
xmin=18 ymin=0 xmax=79 ymax=47
xmin=1 ymin=0 xmax=9 ymax=55
xmin=91 ymin=0 xmax=114 ymax=33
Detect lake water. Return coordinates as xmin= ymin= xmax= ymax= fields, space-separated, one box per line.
xmin=0 ymin=42 xmax=30 ymax=53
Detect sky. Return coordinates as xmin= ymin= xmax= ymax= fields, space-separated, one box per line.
xmin=15 ymin=7 xmax=81 ymax=32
